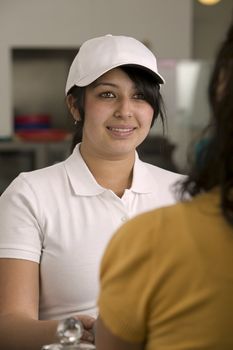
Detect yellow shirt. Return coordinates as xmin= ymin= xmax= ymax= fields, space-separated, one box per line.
xmin=98 ymin=190 xmax=233 ymax=350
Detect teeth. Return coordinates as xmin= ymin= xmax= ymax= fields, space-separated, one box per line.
xmin=109 ymin=127 xmax=133 ymax=132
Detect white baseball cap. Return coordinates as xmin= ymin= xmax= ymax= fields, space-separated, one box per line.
xmin=65 ymin=34 xmax=165 ymax=94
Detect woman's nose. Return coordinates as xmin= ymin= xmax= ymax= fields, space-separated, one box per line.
xmin=114 ymin=98 xmax=133 ymax=119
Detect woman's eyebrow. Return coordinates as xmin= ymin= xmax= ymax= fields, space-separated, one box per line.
xmin=92 ymin=82 xmax=118 ymax=88
xmin=91 ymin=82 xmax=138 ymax=92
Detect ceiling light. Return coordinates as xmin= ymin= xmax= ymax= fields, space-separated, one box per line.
xmin=197 ymin=0 xmax=221 ymax=5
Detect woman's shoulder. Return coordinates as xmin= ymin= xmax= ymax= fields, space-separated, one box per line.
xmin=139 ymin=161 xmax=186 ymax=191
xmin=19 ymin=160 xmax=65 ymax=184
xmin=144 ymin=161 xmax=183 ymax=177
xmin=1 ymin=160 xmax=66 ymax=198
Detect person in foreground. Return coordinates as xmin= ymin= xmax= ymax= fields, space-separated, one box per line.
xmin=95 ymin=20 xmax=233 ymax=350
xmin=0 ymin=34 xmax=182 ymax=350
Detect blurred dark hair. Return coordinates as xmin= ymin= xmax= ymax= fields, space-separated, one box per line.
xmin=67 ymin=65 xmax=166 ymax=151
xmin=179 ymin=19 xmax=233 ymax=225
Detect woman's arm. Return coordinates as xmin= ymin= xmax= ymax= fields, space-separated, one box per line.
xmin=0 ymin=258 xmax=57 ymax=350
xmin=95 ymin=316 xmax=143 ymax=350
xmin=0 ymin=259 xmax=95 ymax=350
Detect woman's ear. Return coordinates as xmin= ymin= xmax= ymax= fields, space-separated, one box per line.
xmin=66 ymin=94 xmax=81 ymax=121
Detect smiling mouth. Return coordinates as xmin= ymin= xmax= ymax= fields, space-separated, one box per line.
xmin=107 ymin=127 xmax=136 ymax=132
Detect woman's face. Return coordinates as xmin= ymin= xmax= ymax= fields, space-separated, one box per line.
xmin=80 ymin=67 xmax=154 ymax=160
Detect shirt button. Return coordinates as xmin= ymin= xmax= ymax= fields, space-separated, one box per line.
xmin=121 ymin=216 xmax=128 ymax=222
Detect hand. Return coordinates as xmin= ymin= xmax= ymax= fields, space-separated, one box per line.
xmin=74 ymin=315 xmax=96 ymax=344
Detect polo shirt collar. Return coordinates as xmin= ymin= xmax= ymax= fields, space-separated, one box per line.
xmin=64 ymin=144 xmax=155 ymax=196
xmin=131 ymin=155 xmax=157 ymax=194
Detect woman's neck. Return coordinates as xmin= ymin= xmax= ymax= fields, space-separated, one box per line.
xmin=79 ymin=145 xmax=135 ymax=197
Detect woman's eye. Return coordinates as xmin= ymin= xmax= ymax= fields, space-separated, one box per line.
xmin=100 ymin=91 xmax=115 ymax=98
xmin=133 ymin=92 xmax=145 ymax=100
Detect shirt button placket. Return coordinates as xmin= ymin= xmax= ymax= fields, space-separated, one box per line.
xmin=121 ymin=215 xmax=128 ymax=223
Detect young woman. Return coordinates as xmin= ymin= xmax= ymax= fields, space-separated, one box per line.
xmin=0 ymin=35 xmax=182 ymax=350
xmin=96 ymin=22 xmax=233 ymax=350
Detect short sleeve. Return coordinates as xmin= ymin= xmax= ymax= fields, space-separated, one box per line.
xmin=98 ymin=213 xmax=155 ymax=343
xmin=0 ymin=174 xmax=43 ymax=262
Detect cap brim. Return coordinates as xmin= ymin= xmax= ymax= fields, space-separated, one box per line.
xmin=67 ymin=63 xmax=165 ymax=92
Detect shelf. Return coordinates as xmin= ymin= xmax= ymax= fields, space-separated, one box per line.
xmin=0 ymin=140 xmax=71 ymax=194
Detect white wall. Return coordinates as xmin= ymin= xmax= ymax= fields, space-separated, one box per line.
xmin=0 ymin=0 xmax=193 ymax=138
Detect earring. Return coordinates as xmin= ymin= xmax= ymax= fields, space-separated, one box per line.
xmin=74 ymin=119 xmax=78 ymax=125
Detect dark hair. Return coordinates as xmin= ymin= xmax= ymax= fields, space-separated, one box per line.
xmin=68 ymin=65 xmax=166 ymax=151
xmin=179 ymin=19 xmax=233 ymax=225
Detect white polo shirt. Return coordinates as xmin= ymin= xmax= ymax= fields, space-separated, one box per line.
xmin=0 ymin=144 xmax=182 ymax=320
